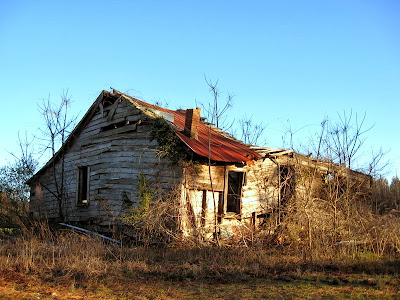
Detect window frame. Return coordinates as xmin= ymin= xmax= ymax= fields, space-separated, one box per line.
xmin=77 ymin=166 xmax=90 ymax=206
xmin=224 ymin=170 xmax=247 ymax=215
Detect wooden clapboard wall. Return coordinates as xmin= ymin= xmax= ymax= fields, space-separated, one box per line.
xmin=29 ymin=96 xmax=182 ymax=226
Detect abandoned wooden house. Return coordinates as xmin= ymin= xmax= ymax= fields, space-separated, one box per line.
xmin=27 ymin=89 xmax=371 ymax=240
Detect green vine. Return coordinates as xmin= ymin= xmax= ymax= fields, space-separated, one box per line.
xmin=150 ymin=117 xmax=191 ymax=164
xmin=122 ymin=172 xmax=155 ymax=223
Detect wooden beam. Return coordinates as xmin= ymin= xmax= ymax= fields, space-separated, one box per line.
xmin=107 ymin=96 xmax=123 ymax=122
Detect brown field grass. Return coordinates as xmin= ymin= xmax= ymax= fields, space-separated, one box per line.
xmin=1 ymin=224 xmax=400 ymax=299
xmin=1 ymin=273 xmax=399 ymax=299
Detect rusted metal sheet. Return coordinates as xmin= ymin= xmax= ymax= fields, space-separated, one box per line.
xmin=129 ymin=97 xmax=262 ymax=164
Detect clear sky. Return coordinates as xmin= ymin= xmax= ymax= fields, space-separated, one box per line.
xmin=0 ymin=0 xmax=399 ymax=179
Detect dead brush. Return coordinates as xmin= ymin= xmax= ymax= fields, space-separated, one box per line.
xmin=0 ymin=221 xmax=114 ymax=282
xmin=2 ymin=215 xmax=399 ymax=286
xmin=50 ymin=231 xmax=111 ymax=280
xmin=2 ymin=232 xmax=399 ymax=285
xmin=121 ymin=183 xmax=182 ymax=247
xmin=0 ymin=221 xmax=55 ymax=274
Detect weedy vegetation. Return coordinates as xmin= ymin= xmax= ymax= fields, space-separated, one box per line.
xmin=1 ymin=211 xmax=400 ymax=299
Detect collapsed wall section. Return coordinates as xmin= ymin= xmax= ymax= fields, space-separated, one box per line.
xmin=179 ymin=157 xmax=281 ymax=239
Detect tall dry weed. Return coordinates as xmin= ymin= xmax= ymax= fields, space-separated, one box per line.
xmin=0 ymin=221 xmax=113 ymax=281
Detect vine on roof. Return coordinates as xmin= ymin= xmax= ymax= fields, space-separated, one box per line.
xmin=149 ymin=117 xmax=192 ymax=165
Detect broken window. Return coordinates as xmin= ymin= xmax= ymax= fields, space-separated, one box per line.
xmin=226 ymin=171 xmax=246 ymax=214
xmin=77 ymin=166 xmax=89 ymax=206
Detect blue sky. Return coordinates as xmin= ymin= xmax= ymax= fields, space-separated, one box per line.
xmin=0 ymin=0 xmax=399 ymax=179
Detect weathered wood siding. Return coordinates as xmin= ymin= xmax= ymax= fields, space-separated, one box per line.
xmin=29 ymin=98 xmax=182 ymax=227
xmin=179 ymin=158 xmax=281 ymax=238
xmin=242 ymin=158 xmax=279 ymax=215
xmin=180 ymin=164 xmax=224 ymax=238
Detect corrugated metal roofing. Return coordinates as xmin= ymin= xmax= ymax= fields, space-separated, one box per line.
xmin=116 ymin=91 xmax=262 ymax=164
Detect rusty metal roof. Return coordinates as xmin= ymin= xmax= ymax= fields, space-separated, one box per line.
xmin=117 ymin=91 xmax=262 ymax=164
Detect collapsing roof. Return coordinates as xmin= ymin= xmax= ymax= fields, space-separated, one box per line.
xmin=112 ymin=89 xmax=262 ymax=164
xmin=28 ymin=88 xmax=266 ymax=183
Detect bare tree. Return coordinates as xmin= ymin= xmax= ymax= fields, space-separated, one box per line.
xmin=200 ymin=77 xmax=234 ymax=130
xmin=239 ymin=114 xmax=267 ymax=146
xmin=196 ymin=78 xmax=235 ymax=244
xmin=367 ymin=148 xmax=389 ymax=178
xmin=199 ymin=77 xmax=268 ymax=146
xmin=37 ymin=91 xmax=76 ymax=221
xmin=319 ymin=111 xmax=373 ymax=169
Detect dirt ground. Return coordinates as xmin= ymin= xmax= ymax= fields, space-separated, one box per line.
xmin=1 ymin=271 xmax=399 ymax=299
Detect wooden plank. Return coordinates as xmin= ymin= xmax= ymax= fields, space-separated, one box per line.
xmin=107 ymin=96 xmax=122 ymax=121
xmin=83 ymin=113 xmax=143 ymax=135
xmin=78 ymin=135 xmax=154 ymax=149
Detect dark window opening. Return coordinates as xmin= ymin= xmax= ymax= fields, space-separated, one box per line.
xmin=226 ymin=171 xmax=245 ymax=214
xmin=77 ymin=166 xmax=89 ymax=206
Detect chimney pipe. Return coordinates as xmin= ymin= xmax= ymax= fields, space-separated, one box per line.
xmin=184 ymin=107 xmax=201 ymax=139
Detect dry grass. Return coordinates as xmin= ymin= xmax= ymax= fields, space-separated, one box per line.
xmin=0 ymin=222 xmax=399 ymax=281
xmin=0 ymin=225 xmax=112 ymax=282
xmin=0 ymin=221 xmax=400 ymax=298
